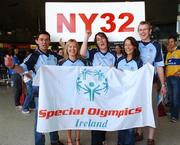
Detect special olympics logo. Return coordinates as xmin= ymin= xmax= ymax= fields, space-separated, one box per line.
xmin=76 ymin=68 xmax=108 ymax=101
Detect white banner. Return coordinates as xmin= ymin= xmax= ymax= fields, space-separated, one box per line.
xmin=34 ymin=64 xmax=154 ymax=133
xmin=45 ymin=2 xmax=145 ymax=42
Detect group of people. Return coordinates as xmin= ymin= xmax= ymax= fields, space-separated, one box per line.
xmin=4 ymin=20 xmax=179 ymax=145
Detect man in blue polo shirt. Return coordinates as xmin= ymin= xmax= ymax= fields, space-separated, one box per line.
xmin=136 ymin=21 xmax=167 ymax=145
xmin=4 ymin=31 xmax=64 ymax=145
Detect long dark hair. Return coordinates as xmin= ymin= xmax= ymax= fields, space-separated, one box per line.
xmin=123 ymin=36 xmax=140 ymax=60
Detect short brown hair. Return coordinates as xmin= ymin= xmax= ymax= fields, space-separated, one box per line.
xmin=138 ymin=21 xmax=152 ymax=31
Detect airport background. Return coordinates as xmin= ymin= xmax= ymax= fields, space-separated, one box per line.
xmin=0 ymin=0 xmax=180 ymax=145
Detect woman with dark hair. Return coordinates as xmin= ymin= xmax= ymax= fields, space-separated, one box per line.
xmin=80 ymin=31 xmax=116 ymax=145
xmin=81 ymin=31 xmax=116 ymax=67
xmin=116 ymin=36 xmax=143 ymax=145
xmin=117 ymin=37 xmax=142 ymax=71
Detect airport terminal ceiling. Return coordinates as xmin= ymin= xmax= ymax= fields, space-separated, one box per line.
xmin=0 ymin=0 xmax=178 ymax=43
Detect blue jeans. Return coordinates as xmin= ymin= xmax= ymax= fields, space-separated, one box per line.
xmin=167 ymin=76 xmax=180 ymax=119
xmin=11 ymin=74 xmax=22 ymax=106
xmin=33 ymin=86 xmax=60 ymax=145
xmin=117 ymin=129 xmax=135 ymax=145
xmin=23 ymin=80 xmax=34 ymax=111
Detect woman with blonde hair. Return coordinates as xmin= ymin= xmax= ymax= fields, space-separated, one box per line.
xmin=59 ymin=39 xmax=85 ymax=145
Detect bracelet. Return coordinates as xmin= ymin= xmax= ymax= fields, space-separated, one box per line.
xmin=161 ymin=84 xmax=166 ymax=87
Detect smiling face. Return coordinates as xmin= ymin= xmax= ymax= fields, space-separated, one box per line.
xmin=65 ymin=39 xmax=79 ymax=59
xmin=124 ymin=39 xmax=136 ymax=56
xmin=67 ymin=42 xmax=78 ymax=57
xmin=123 ymin=37 xmax=139 ymax=60
xmin=138 ymin=22 xmax=152 ymax=42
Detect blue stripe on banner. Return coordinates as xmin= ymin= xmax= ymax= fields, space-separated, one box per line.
xmin=167 ymin=59 xmax=180 ymax=65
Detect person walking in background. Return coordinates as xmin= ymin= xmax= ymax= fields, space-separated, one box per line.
xmin=4 ymin=31 xmax=64 ymax=145
xmin=116 ymin=36 xmax=143 ymax=145
xmin=7 ymin=47 xmax=22 ymax=109
xmin=165 ymin=35 xmax=180 ymax=123
xmin=136 ymin=21 xmax=167 ymax=145
xmin=80 ymin=31 xmax=116 ymax=145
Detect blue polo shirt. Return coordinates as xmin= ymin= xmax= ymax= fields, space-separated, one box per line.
xmin=61 ymin=59 xmax=85 ymax=66
xmin=117 ymin=57 xmax=143 ymax=71
xmin=8 ymin=55 xmax=20 ymax=75
xmin=87 ymin=49 xmax=116 ymax=66
xmin=139 ymin=41 xmax=164 ymax=67
xmin=20 ymin=48 xmax=57 ymax=81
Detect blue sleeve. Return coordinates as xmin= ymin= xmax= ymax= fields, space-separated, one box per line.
xmin=58 ymin=59 xmax=66 ymax=66
xmin=153 ymin=41 xmax=164 ymax=67
xmin=136 ymin=58 xmax=143 ymax=69
xmin=88 ymin=49 xmax=98 ymax=64
xmin=13 ymin=56 xmax=20 ymax=65
xmin=115 ymin=56 xmax=124 ymax=68
xmin=21 ymin=52 xmax=40 ymax=72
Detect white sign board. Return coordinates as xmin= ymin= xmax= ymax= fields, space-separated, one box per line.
xmin=45 ymin=2 xmax=145 ymax=42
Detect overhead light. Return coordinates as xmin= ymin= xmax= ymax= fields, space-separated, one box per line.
xmin=7 ymin=31 xmax=13 ymax=35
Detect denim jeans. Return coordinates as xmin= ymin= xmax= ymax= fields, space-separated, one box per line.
xmin=117 ymin=129 xmax=135 ymax=145
xmin=11 ymin=74 xmax=22 ymax=106
xmin=33 ymin=86 xmax=60 ymax=145
xmin=23 ymin=80 xmax=34 ymax=111
xmin=167 ymin=76 xmax=180 ymax=119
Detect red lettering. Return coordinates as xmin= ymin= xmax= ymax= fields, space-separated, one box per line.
xmin=63 ymin=110 xmax=70 ymax=115
xmin=88 ymin=108 xmax=97 ymax=115
xmin=57 ymin=13 xmax=76 ymax=33
xmin=118 ymin=12 xmax=134 ymax=32
xmin=80 ymin=108 xmax=85 ymax=115
xmin=100 ymin=13 xmax=116 ymax=32
xmin=129 ymin=109 xmax=135 ymax=115
xmin=117 ymin=110 xmax=124 ymax=117
xmin=135 ymin=107 xmax=142 ymax=113
xmin=38 ymin=108 xmax=86 ymax=119
xmin=54 ymin=110 xmax=62 ymax=116
xmin=47 ymin=111 xmax=55 ymax=119
xmin=57 ymin=12 xmax=135 ymax=34
xmin=124 ymin=108 xmax=129 ymax=115
xmin=39 ymin=110 xmax=47 ymax=118
xmin=79 ymin=13 xmax=98 ymax=31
